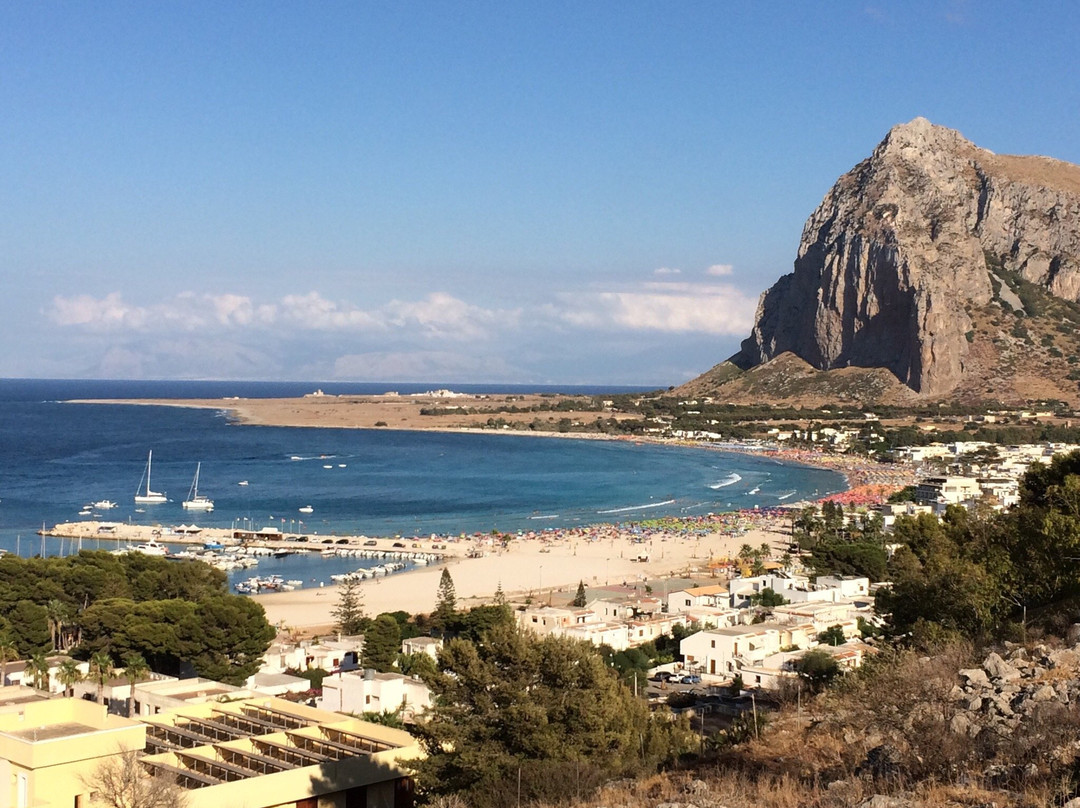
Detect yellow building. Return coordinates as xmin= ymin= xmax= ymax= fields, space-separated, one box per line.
xmin=0 ymin=694 xmax=420 ymax=808
xmin=0 ymin=697 xmax=144 ymax=808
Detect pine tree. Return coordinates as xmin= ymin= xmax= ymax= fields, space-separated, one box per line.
xmin=572 ymin=580 xmax=587 ymax=607
xmin=436 ymin=568 xmax=456 ymax=612
xmin=411 ymin=624 xmax=694 ymax=803
xmin=493 ymin=581 xmax=506 ymax=606
xmin=363 ymin=614 xmax=402 ymax=673
xmin=332 ymin=578 xmax=366 ymax=636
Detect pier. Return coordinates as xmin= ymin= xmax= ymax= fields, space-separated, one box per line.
xmin=37 ymin=520 xmax=453 ymax=561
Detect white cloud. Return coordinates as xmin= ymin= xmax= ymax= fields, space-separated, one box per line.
xmin=705 ymin=263 xmax=734 ymax=277
xmin=42 ymin=283 xmax=754 ymax=381
xmin=383 ymin=292 xmax=519 ymax=340
xmin=51 ymin=292 xmax=150 ymax=331
xmin=550 ymin=281 xmax=756 ymax=335
xmin=653 ymin=267 xmax=681 ymax=276
xmin=48 ymin=290 xmax=516 ymax=342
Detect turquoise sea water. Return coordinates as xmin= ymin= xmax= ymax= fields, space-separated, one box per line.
xmin=0 ymin=379 xmax=845 ymax=587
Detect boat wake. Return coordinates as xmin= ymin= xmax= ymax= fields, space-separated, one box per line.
xmin=597 ymin=499 xmax=677 ymax=515
xmin=748 ymin=486 xmax=761 ymax=495
xmin=528 ymin=514 xmax=559 ymax=520
xmin=708 ymin=473 xmax=742 ymax=490
xmin=777 ymin=490 xmax=797 ymax=501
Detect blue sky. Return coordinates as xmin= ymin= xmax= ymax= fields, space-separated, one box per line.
xmin=2 ymin=2 xmax=1078 ymax=385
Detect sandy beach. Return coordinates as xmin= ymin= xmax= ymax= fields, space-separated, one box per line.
xmin=253 ymin=517 xmax=791 ymax=631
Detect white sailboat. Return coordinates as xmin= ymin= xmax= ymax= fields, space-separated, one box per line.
xmin=182 ymin=462 xmax=214 ymax=511
xmin=134 ymin=450 xmax=168 ymax=504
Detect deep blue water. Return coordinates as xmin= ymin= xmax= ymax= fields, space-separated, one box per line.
xmin=0 ymin=379 xmax=845 ymax=586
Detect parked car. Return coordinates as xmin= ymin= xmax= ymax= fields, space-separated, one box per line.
xmin=392 ymin=541 xmax=407 ymax=548
xmin=363 ymin=539 xmax=378 ymax=546
xmin=680 ymin=674 xmax=702 ymax=684
xmin=649 ymin=671 xmax=675 ymax=683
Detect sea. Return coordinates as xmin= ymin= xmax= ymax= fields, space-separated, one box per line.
xmin=0 ymin=379 xmax=846 ymax=590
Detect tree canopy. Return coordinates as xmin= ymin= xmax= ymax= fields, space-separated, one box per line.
xmin=0 ymin=551 xmax=274 ymax=685
xmin=411 ymin=623 xmax=692 ymax=808
xmin=876 ymin=451 xmax=1080 ymax=642
xmin=362 ymin=614 xmax=401 ymax=672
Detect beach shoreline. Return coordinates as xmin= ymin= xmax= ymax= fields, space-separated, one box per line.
xmin=63 ymin=394 xmax=913 ymax=630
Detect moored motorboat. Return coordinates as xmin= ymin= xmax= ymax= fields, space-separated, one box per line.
xmin=131 ymin=539 xmax=168 ymax=557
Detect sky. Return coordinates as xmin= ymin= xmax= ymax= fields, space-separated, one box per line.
xmin=2 ymin=2 xmax=1079 ymax=386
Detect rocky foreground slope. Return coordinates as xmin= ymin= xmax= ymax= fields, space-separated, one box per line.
xmin=698 ymin=118 xmax=1080 ymax=405
xmin=579 ymin=642 xmax=1080 ymax=808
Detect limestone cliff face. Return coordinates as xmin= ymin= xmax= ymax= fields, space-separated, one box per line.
xmin=733 ymin=117 xmax=1080 ymax=396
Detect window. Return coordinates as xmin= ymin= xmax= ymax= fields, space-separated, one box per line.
xmin=710 ymin=640 xmax=715 ymax=648
xmin=365 ymin=695 xmax=371 ymax=704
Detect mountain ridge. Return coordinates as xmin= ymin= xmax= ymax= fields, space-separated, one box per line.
xmin=689 ymin=118 xmax=1080 ymax=406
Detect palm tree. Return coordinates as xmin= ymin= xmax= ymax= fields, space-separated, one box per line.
xmin=89 ymin=651 xmax=114 ymax=706
xmin=56 ymin=658 xmax=82 ymax=697
xmin=45 ymin=599 xmax=70 ymax=651
xmin=26 ymin=652 xmax=50 ymax=691
xmin=0 ymin=637 xmax=19 ymax=687
xmin=121 ymin=653 xmax=150 ymax=717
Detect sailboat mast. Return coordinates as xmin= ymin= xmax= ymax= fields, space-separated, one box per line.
xmin=147 ymin=450 xmax=153 ymax=495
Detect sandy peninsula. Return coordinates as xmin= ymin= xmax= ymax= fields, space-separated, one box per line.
xmin=70 ymin=391 xmax=639 ymax=434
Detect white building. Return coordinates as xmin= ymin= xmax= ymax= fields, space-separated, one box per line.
xmin=728 ymin=573 xmax=868 ymax=608
xmin=401 ymin=636 xmax=442 ymax=659
xmin=319 ymin=669 xmax=431 ymax=722
xmin=679 ymin=622 xmax=817 ymax=678
xmin=259 ymin=636 xmax=364 ymax=675
xmin=915 ymin=476 xmax=981 ymax=506
xmin=740 ymin=641 xmax=873 ymax=690
xmin=666 ymin=584 xmax=728 ymax=613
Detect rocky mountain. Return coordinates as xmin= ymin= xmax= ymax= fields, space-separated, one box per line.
xmin=699 ymin=118 xmax=1080 ymax=405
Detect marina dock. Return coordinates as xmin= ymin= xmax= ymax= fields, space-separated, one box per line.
xmin=37 ymin=520 xmax=453 ymax=561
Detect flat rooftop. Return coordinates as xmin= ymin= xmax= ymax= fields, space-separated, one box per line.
xmin=7 ymin=721 xmax=99 ymax=742
xmin=165 ymin=686 xmax=235 ymax=701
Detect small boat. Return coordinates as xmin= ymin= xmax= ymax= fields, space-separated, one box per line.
xmin=322 ymin=464 xmax=333 ymax=469
xmin=238 ymin=480 xmax=249 ymax=486
xmin=131 ymin=539 xmax=168 ymax=557
xmin=299 ymin=505 xmax=314 ymax=514
xmin=92 ymin=500 xmax=117 ymax=510
xmin=134 ymin=451 xmax=168 ymax=504
xmin=78 ymin=509 xmax=92 ymax=516
xmin=182 ymin=462 xmax=214 ymax=511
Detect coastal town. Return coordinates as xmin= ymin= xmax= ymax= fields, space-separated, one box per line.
xmin=8 ymin=390 xmax=1080 ymax=806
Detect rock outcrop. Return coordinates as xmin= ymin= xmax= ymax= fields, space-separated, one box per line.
xmin=732 ymin=117 xmax=1080 ymax=397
